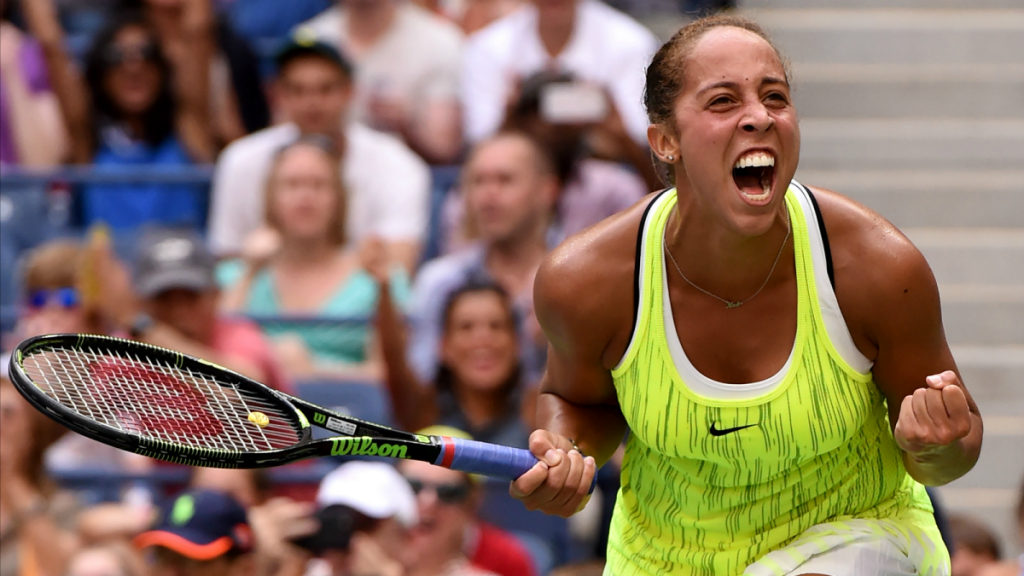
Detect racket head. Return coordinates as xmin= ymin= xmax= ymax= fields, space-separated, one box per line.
xmin=9 ymin=334 xmax=310 ymax=468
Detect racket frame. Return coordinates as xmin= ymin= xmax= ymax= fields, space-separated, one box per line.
xmin=9 ymin=334 xmax=445 ymax=469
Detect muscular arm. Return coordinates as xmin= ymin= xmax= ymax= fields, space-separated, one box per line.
xmin=510 ymin=206 xmax=645 ymax=516
xmin=534 ymin=257 xmax=629 ymax=467
xmin=868 ymin=245 xmax=982 ymax=485
xmin=817 ymin=188 xmax=982 ymax=486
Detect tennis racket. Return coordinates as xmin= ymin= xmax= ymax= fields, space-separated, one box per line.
xmin=9 ymin=333 xmax=596 ymax=490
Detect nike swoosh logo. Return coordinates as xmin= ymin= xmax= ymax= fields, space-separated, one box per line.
xmin=709 ymin=423 xmax=757 ymax=437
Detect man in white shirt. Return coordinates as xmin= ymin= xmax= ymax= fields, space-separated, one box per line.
xmin=461 ymin=0 xmax=659 ymax=146
xmin=207 ymin=35 xmax=430 ymax=271
xmin=300 ymin=0 xmax=464 ymax=164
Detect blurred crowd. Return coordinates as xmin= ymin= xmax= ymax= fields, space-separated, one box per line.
xmin=1 ymin=0 xmax=1020 ymax=575
xmin=0 ymin=0 xmax=718 ymax=573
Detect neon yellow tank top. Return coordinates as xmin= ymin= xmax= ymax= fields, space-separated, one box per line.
xmin=606 ymin=184 xmax=936 ymax=575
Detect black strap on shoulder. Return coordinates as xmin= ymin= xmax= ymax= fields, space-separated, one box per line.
xmin=631 ymin=190 xmax=671 ymax=337
xmin=800 ymin=183 xmax=836 ymax=290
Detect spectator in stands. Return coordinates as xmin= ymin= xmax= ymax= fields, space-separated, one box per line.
xmin=134 ymin=489 xmax=254 ymax=576
xmin=461 ymin=0 xmax=658 ymax=152
xmin=220 ymin=139 xmax=410 ymax=378
xmin=375 ymin=272 xmax=530 ymax=448
xmin=297 ymin=0 xmax=463 ymax=164
xmin=413 ymin=0 xmax=522 ymax=35
xmin=23 ymin=0 xmax=215 ymax=230
xmin=127 ymin=227 xmax=293 ymax=391
xmin=0 ymin=376 xmax=77 ymax=576
xmin=0 ymin=0 xmax=67 ymax=167
xmin=249 ymin=461 xmax=415 ymax=576
xmin=399 ymin=427 xmax=535 ymax=576
xmin=443 ymin=70 xmax=652 ymax=254
xmin=977 ymin=476 xmax=1023 ymax=576
xmin=65 ymin=542 xmax=147 ymax=576
xmin=505 ymin=70 xmax=658 ymax=190
xmin=208 ymin=34 xmax=430 ymax=272
xmin=12 ymin=239 xmax=105 ymax=341
xmin=8 ymin=238 xmax=151 ymax=471
xmin=140 ymin=0 xmax=271 ymax=142
xmin=949 ymin=514 xmax=1002 ymax=576
xmin=409 ymin=132 xmax=557 ymax=386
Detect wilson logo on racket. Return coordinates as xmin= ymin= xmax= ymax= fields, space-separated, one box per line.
xmin=313 ymin=413 xmax=326 ymax=425
xmin=330 ymin=437 xmax=409 ymax=459
xmin=89 ymin=359 xmax=224 ymax=436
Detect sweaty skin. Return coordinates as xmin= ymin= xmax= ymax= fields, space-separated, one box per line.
xmin=511 ymin=25 xmax=982 ymax=518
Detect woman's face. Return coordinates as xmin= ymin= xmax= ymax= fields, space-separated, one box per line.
xmin=661 ymin=26 xmax=800 ymax=237
xmin=19 ymin=286 xmax=90 ymax=338
xmin=103 ymin=25 xmax=163 ymax=116
xmin=269 ymin=145 xmax=341 ymax=243
xmin=441 ymin=291 xmax=518 ymax=393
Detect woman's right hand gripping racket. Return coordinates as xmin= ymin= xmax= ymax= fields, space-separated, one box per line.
xmin=8 ymin=334 xmax=596 ymax=491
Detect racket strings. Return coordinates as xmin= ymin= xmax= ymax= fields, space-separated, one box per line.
xmin=23 ymin=346 xmax=301 ymax=453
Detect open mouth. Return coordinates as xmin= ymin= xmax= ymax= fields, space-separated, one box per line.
xmin=732 ymin=151 xmax=776 ymax=204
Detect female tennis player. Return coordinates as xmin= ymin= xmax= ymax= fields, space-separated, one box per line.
xmin=510 ymin=14 xmax=982 ymax=576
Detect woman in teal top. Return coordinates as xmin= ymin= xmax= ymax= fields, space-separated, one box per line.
xmin=220 ymin=136 xmax=409 ymax=377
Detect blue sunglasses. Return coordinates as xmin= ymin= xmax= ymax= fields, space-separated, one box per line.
xmin=26 ymin=287 xmax=81 ymax=309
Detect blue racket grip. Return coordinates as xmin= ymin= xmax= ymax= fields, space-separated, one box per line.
xmin=436 ymin=437 xmax=597 ymax=494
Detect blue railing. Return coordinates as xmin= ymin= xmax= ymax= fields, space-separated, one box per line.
xmin=0 ymin=165 xmax=216 ymax=186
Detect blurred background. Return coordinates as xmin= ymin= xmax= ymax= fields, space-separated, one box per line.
xmin=0 ymin=0 xmax=1021 ymax=574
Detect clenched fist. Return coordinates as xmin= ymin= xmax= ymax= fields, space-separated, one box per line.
xmin=893 ymin=370 xmax=973 ymax=459
xmin=510 ymin=430 xmax=596 ymax=518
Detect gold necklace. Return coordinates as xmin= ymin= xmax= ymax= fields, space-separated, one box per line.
xmin=664 ymin=209 xmax=791 ymax=309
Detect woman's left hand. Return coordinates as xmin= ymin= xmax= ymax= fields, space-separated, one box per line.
xmin=893 ymin=370 xmax=974 ymax=458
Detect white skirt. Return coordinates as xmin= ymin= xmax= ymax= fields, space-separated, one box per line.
xmin=744 ymin=517 xmax=950 ymax=576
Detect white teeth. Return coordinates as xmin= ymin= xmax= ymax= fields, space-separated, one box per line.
xmin=733 ymin=152 xmax=776 ymax=170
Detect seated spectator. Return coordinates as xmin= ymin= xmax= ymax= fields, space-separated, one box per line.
xmin=461 ymin=0 xmax=658 ymax=152
xmin=220 ymin=139 xmax=409 ymax=378
xmin=65 ymin=542 xmax=147 ymax=576
xmin=0 ymin=5 xmax=67 ymax=167
xmin=409 ymin=132 xmax=557 ymax=386
xmin=23 ymin=0 xmax=215 ymax=230
xmin=376 ymin=274 xmax=530 ymax=448
xmin=249 ymin=461 xmax=416 ymax=576
xmin=949 ymin=514 xmax=1002 ymax=576
xmin=400 ymin=427 xmax=534 ymax=576
xmin=978 ymin=476 xmax=1023 ymax=576
xmin=208 ymin=34 xmax=429 ymax=272
xmin=505 ymin=69 xmax=658 ymax=191
xmin=0 ymin=376 xmax=77 ymax=576
xmin=443 ymin=70 xmax=651 ymax=254
xmin=7 ymin=238 xmax=151 ymax=471
xmin=141 ymin=0 xmax=271 ymax=142
xmin=127 ymin=227 xmax=293 ymax=391
xmin=134 ymin=489 xmax=254 ymax=576
xmin=298 ymin=0 xmax=463 ymax=164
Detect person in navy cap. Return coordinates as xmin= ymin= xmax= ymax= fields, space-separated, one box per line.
xmin=134 ymin=489 xmax=253 ymax=576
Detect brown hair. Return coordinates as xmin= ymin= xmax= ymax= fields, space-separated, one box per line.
xmin=948 ymin=514 xmax=1002 ymax=560
xmin=644 ymin=15 xmax=792 ymax=184
xmin=21 ymin=239 xmax=85 ymax=293
xmin=264 ymin=136 xmax=347 ymax=247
